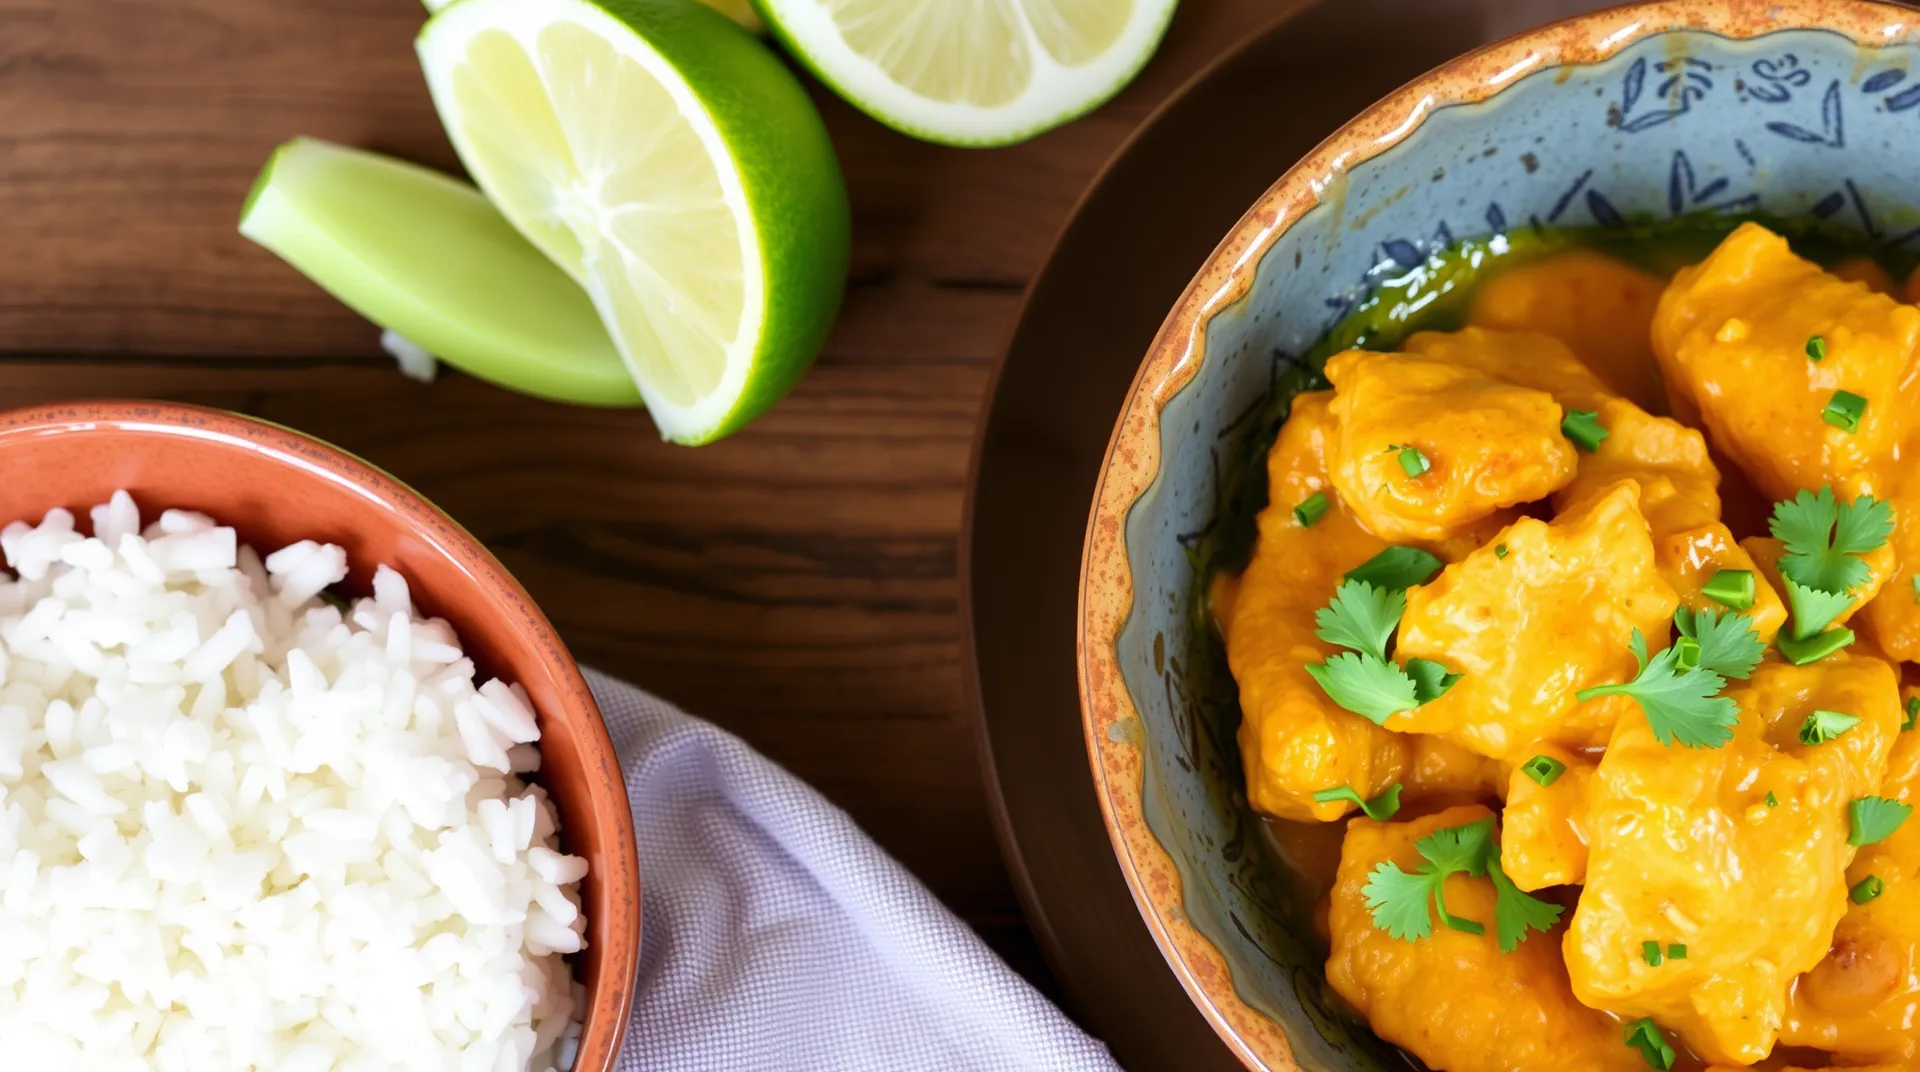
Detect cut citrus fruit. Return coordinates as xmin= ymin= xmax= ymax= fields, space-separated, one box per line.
xmin=753 ymin=0 xmax=1178 ymax=147
xmin=426 ymin=0 xmax=760 ymax=32
xmin=240 ymin=137 xmax=641 ymax=407
xmin=418 ymin=0 xmax=848 ymax=443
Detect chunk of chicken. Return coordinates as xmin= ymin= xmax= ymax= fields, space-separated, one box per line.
xmin=1224 ymin=393 xmax=1496 ymax=820
xmin=1467 ymin=248 xmax=1669 ymax=411
xmin=1499 ymin=744 xmax=1594 ymax=891
xmin=1855 ymin=470 xmax=1920 ymax=663
xmin=1651 ymin=221 xmax=1920 ymax=500
xmin=1657 ymin=522 xmax=1790 ymax=643
xmin=1553 ymin=397 xmax=1721 ymax=540
xmin=1402 ymin=325 xmax=1614 ymax=411
xmin=1327 ymin=805 xmax=1641 ymax=1072
xmin=1324 ymin=348 xmax=1576 ymax=542
xmin=1567 ymin=655 xmax=1902 ymax=1065
xmin=1779 ymin=684 xmax=1920 ymax=1064
xmin=1394 ymin=481 xmax=1678 ymax=760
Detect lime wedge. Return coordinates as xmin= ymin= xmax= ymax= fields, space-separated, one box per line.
xmin=427 ymin=0 xmax=761 ymax=33
xmin=240 ymin=137 xmax=640 ymax=407
xmin=418 ymin=0 xmax=848 ymax=444
xmin=754 ymin=0 xmax=1177 ymax=147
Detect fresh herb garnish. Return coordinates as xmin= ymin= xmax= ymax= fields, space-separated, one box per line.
xmin=1799 ymin=709 xmax=1862 ymax=746
xmin=1667 ymin=943 xmax=1686 ymax=960
xmin=1849 ymin=796 xmax=1913 ymax=847
xmin=1521 ymin=754 xmax=1566 ymax=787
xmin=1294 ymin=491 xmax=1330 ymax=527
xmin=1912 ymin=574 xmax=1920 ymax=603
xmin=1562 ymin=409 xmax=1609 ymax=452
xmin=1771 ymin=486 xmax=1893 ymax=597
xmin=1495 ymin=543 xmax=1509 ymax=559
xmin=1806 ymin=335 xmax=1828 ymax=362
xmin=1314 ymin=581 xmax=1403 ymax=662
xmin=1398 ymin=446 xmax=1431 ymax=478
xmin=1672 ymin=607 xmax=1763 ymax=679
xmin=1641 ymin=940 xmax=1664 ymax=967
xmin=1701 ymin=568 xmax=1755 ymax=611
xmin=1765 ymin=791 xmax=1780 ymax=808
xmin=1623 ymin=1017 xmax=1675 ymax=1070
xmin=1576 ymin=628 xmax=1738 ymax=749
xmin=1305 ymin=579 xmax=1457 ymax=725
xmin=1361 ymin=817 xmax=1561 ymax=952
xmin=1905 ymin=695 xmax=1918 ymax=732
xmin=1778 ymin=626 xmax=1855 ymax=665
xmin=1783 ymin=577 xmax=1856 ymax=641
xmin=1824 ymin=390 xmax=1867 ymax=433
xmin=1851 ymin=875 xmax=1885 ymax=904
xmin=1313 ymin=783 xmax=1402 ymax=820
xmin=1343 ymin=546 xmax=1443 ymax=591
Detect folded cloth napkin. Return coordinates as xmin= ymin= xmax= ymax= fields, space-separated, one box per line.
xmin=587 ymin=669 xmax=1123 ymax=1072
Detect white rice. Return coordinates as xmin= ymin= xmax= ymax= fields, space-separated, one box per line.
xmin=0 ymin=492 xmax=588 ymax=1071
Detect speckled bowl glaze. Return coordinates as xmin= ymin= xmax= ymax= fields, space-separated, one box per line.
xmin=0 ymin=402 xmax=639 ymax=1072
xmin=1078 ymin=2 xmax=1920 ymax=1068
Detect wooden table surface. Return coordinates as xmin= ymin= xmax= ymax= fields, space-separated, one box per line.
xmin=0 ymin=0 xmax=1298 ymax=999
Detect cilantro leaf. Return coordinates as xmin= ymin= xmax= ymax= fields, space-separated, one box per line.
xmin=1312 ymin=782 xmax=1402 ymax=820
xmin=1314 ymin=581 xmax=1405 ymax=662
xmin=1849 ymin=796 xmax=1913 ymax=846
xmin=1799 ymin=709 xmax=1861 ymax=745
xmin=1577 ymin=629 xmax=1738 ymax=748
xmin=1404 ymin=658 xmax=1462 ymax=705
xmin=1672 ymin=607 xmax=1763 ymax=680
xmin=1488 ymin=857 xmax=1563 ymax=953
xmin=1623 ymin=1018 xmax=1676 ymax=1070
xmin=1343 ymin=546 xmax=1443 ymax=591
xmin=1306 ymin=652 xmax=1420 ymax=725
xmin=1783 ymin=576 xmax=1855 ymax=641
xmin=1771 ymin=486 xmax=1893 ymax=595
xmin=1416 ymin=816 xmax=1495 ymax=874
xmin=1361 ymin=863 xmax=1438 ymax=942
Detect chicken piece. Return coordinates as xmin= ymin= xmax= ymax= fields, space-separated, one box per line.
xmin=1327 ymin=805 xmax=1641 ymax=1072
xmin=1778 ymin=684 xmax=1920 ymax=1064
xmin=1658 ymin=522 xmax=1790 ymax=643
xmin=1499 ymin=744 xmax=1594 ymax=891
xmin=1552 ymin=397 xmax=1721 ymax=540
xmin=1567 ymin=655 xmax=1902 ymax=1065
xmin=1652 ymin=221 xmax=1920 ymax=499
xmin=1745 ymin=533 xmax=1895 ymax=638
xmin=1394 ymin=482 xmax=1678 ymax=760
xmin=1833 ymin=254 xmax=1897 ymax=295
xmin=1225 ymin=392 xmax=1493 ymax=821
xmin=1857 ymin=471 xmax=1920 ymax=663
xmin=1467 ymin=248 xmax=1669 ymax=411
xmin=1324 ymin=348 xmax=1576 ymax=542
xmin=1402 ymin=325 xmax=1615 ymax=411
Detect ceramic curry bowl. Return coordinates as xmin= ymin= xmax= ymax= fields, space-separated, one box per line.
xmin=0 ymin=402 xmax=641 ymax=1072
xmin=1077 ymin=2 xmax=1920 ymax=1068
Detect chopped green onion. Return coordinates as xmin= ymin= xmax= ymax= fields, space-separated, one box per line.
xmin=1824 ymin=390 xmax=1867 ymax=433
xmin=1777 ymin=626 xmax=1855 ymax=665
xmin=1671 ymin=636 xmax=1702 ymax=673
xmin=1623 ymin=1017 xmax=1675 ymax=1070
xmin=1398 ymin=446 xmax=1431 ymax=478
xmin=1765 ymin=791 xmax=1780 ymax=808
xmin=1702 ymin=569 xmax=1756 ymax=611
xmin=1851 ymin=875 xmax=1885 ymax=904
xmin=1800 ymin=709 xmax=1863 ymax=745
xmin=1667 ymin=943 xmax=1687 ymax=960
xmin=1562 ymin=409 xmax=1609 ymax=453
xmin=1294 ymin=491 xmax=1330 ymax=527
xmin=1850 ymin=796 xmax=1913 ymax=847
xmin=1522 ymin=754 xmax=1566 ymax=787
xmin=1641 ymin=940 xmax=1664 ymax=967
xmin=1912 ymin=574 xmax=1919 ymax=603
xmin=1495 ymin=544 xmax=1509 ymax=560
xmin=1312 ymin=783 xmax=1402 ymax=820
xmin=1905 ymin=695 xmax=1918 ymax=732
xmin=1807 ymin=335 xmax=1828 ymax=362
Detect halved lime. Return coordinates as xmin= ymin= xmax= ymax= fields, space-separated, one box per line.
xmin=418 ymin=0 xmax=848 ymax=444
xmin=753 ymin=0 xmax=1179 ymax=147
xmin=240 ymin=137 xmax=641 ymax=407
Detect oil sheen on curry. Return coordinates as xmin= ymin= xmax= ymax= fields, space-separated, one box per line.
xmin=1211 ymin=220 xmax=1920 ymax=1072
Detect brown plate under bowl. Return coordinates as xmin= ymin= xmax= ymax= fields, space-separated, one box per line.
xmin=0 ymin=401 xmax=640 ymax=1070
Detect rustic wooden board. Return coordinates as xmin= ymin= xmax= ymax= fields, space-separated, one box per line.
xmin=0 ymin=0 xmax=1296 ymax=995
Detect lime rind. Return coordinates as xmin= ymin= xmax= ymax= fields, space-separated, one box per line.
xmin=239 ymin=137 xmax=641 ymax=407
xmin=752 ymin=0 xmax=1179 ymax=148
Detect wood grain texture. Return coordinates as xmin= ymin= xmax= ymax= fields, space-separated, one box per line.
xmin=0 ymin=0 xmax=1297 ymax=1000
